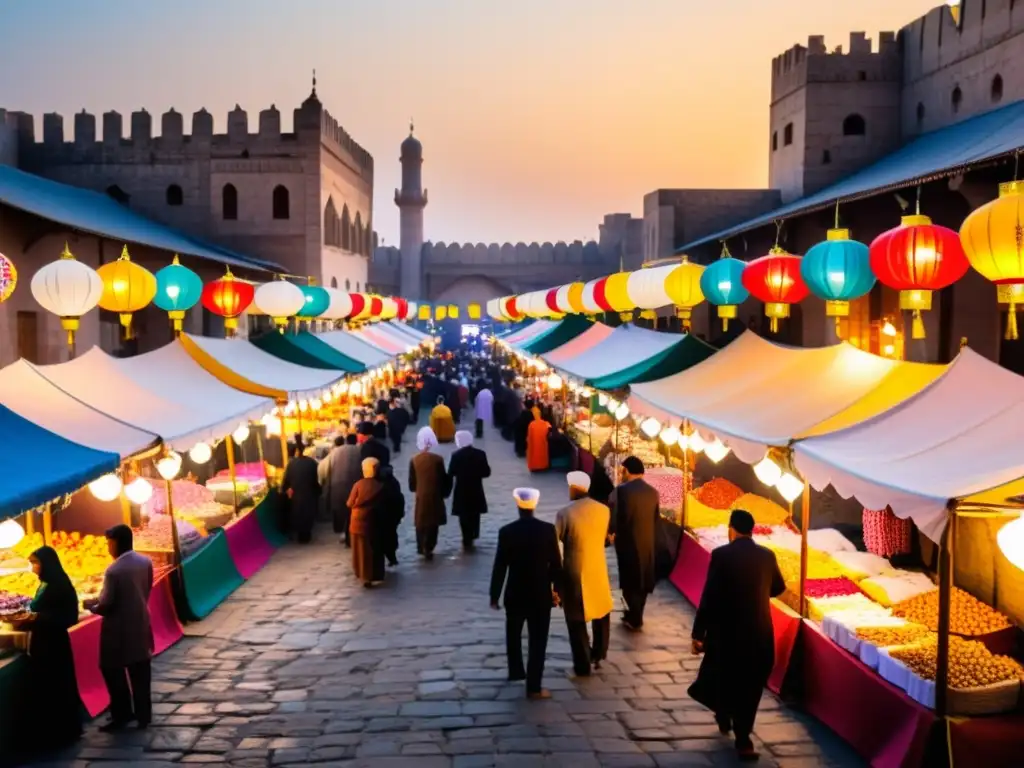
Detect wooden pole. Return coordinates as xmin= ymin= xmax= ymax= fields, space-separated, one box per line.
xmin=682 ymin=421 xmax=691 ymax=530
xmin=225 ymin=435 xmax=240 ymax=517
xmin=936 ymin=504 xmax=957 ymax=717
xmin=165 ymin=478 xmax=182 ymax=567
xmin=24 ymin=509 xmax=34 ymax=537
xmin=799 ymin=482 xmax=811 ymax=618
xmin=42 ymin=504 xmax=53 ymax=546
xmin=278 ymin=411 xmax=289 ymax=471
xmin=255 ymin=427 xmax=268 ymax=485
xmin=120 ymin=490 xmax=132 ymax=526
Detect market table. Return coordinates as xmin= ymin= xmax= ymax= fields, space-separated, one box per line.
xmin=180 ymin=528 xmax=244 ymax=621
xmin=223 ymin=506 xmax=275 ymax=579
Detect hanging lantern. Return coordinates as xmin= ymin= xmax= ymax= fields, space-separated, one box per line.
xmin=869 ymin=213 xmax=968 ymax=340
xmin=349 ymin=292 xmax=367 ymax=321
xmin=468 ymin=302 xmax=482 ymax=320
xmin=381 ymin=297 xmax=399 ymax=320
xmin=801 ymin=229 xmax=875 ymax=333
xmin=742 ymin=248 xmax=809 ymax=333
xmin=435 ymin=305 xmax=448 ymax=321
xmin=960 ymin=181 xmax=1024 ymax=340
xmin=201 ymin=268 xmax=255 ymax=334
xmin=96 ymin=245 xmax=157 ymax=337
xmin=580 ymin=279 xmax=603 ymax=316
xmin=0 ymin=252 xmax=17 ymax=304
xmin=564 ymin=282 xmax=586 ymax=314
xmin=296 ymin=283 xmax=330 ymax=320
xmin=664 ymin=257 xmax=706 ymax=331
xmin=418 ymin=304 xmax=432 ymax=321
xmin=395 ymin=297 xmax=410 ymax=320
xmin=626 ymin=265 xmax=673 ymax=321
xmin=503 ymin=296 xmax=523 ymax=320
xmin=321 ymin=287 xmax=354 ymax=322
xmin=544 ymin=289 xmax=562 ymax=318
xmin=30 ymin=243 xmax=104 ymax=352
xmin=154 ymin=255 xmax=203 ymax=332
xmin=88 ymin=473 xmax=123 ymax=502
xmin=448 ymin=304 xmax=460 ymax=320
xmin=700 ymin=249 xmax=751 ymax=331
xmin=595 ymin=272 xmax=635 ymax=321
xmin=254 ymin=278 xmax=305 ymax=331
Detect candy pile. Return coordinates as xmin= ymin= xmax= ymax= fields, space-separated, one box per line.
xmin=804 ymin=577 xmax=863 ymax=599
xmin=133 ymin=515 xmax=205 ymax=555
xmin=893 ymin=587 xmax=1013 ymax=636
xmin=730 ymin=493 xmax=790 ymax=525
xmin=856 ymin=624 xmax=932 ymax=647
xmin=694 ymin=478 xmax=744 ymax=509
xmin=888 ymin=635 xmax=1024 ymax=688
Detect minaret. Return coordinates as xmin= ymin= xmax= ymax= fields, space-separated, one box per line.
xmin=395 ymin=121 xmax=427 ymax=301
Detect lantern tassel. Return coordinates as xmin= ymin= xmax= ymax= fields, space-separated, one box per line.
xmin=1007 ymin=302 xmax=1019 ymax=341
xmin=834 ymin=316 xmax=842 ymax=337
xmin=769 ymin=317 xmax=779 ymax=334
xmin=911 ymin=309 xmax=926 ymax=340
xmin=722 ymin=317 xmax=729 ymax=333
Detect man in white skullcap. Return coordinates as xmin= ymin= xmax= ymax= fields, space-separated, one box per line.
xmin=555 ymin=471 xmax=614 ymax=675
xmin=447 ymin=431 xmax=492 ymax=551
xmin=490 ymin=488 xmax=563 ymax=700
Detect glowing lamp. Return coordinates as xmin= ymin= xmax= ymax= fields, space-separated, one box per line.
xmin=418 ymin=304 xmax=432 ymax=321
xmin=262 ymin=413 xmax=282 ymax=437
xmin=882 ymin=321 xmax=897 ymax=337
xmin=614 ymin=403 xmax=630 ymax=421
xmin=960 ymin=181 xmax=1024 ymax=339
xmin=605 ymin=397 xmax=619 ymax=413
xmin=435 ymin=305 xmax=448 ymax=321
xmin=448 ymin=304 xmax=459 ymax=320
xmin=124 ymin=477 xmax=154 ymax=505
xmin=0 ymin=519 xmax=26 ymax=549
xmin=96 ymin=245 xmax=158 ymax=336
xmin=0 ymin=252 xmax=18 ymax=304
xmin=547 ymin=373 xmax=563 ymax=390
xmin=254 ymin=279 xmax=305 ymax=330
xmin=700 ymin=254 xmax=750 ymax=331
xmin=201 ymin=269 xmax=254 ymax=333
xmin=88 ymin=473 xmax=123 ymax=502
xmin=580 ymin=387 xmax=593 ymax=398
xmin=686 ymin=431 xmax=705 ymax=454
xmin=320 ymin=287 xmax=354 ymax=321
xmin=753 ymin=455 xmax=782 ymax=487
xmin=310 ymin=398 xmax=323 ymax=411
xmin=297 ymin=284 xmax=330 ymax=319
xmin=189 ymin=442 xmax=212 ymax=464
xmin=640 ymin=418 xmax=661 ymax=439
xmin=742 ymin=249 xmax=810 ymax=333
xmin=30 ymin=243 xmax=104 ymax=350
xmin=595 ymin=272 xmax=635 ymax=320
xmin=627 ymin=265 xmax=673 ymax=319
xmin=801 ymin=229 xmax=875 ymax=331
xmin=704 ymin=439 xmax=731 ymax=463
xmin=869 ymin=214 xmax=968 ymax=339
xmin=154 ymin=255 xmax=203 ymax=332
xmin=338 ymin=379 xmax=351 ymax=395
xmin=156 ymin=451 xmax=183 ymax=481
xmin=664 ymin=257 xmax=706 ymax=330
xmin=776 ymin=473 xmax=805 ymax=503
xmin=997 ymin=515 xmax=1024 ymax=572
xmin=659 ymin=426 xmax=681 ymax=445
xmin=349 ymin=380 xmax=363 ymax=397
xmin=232 ymin=423 xmax=251 ymax=444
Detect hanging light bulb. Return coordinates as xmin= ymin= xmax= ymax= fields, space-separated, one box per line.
xmin=298 ymin=400 xmax=309 ymax=412
xmin=310 ymin=398 xmax=323 ymax=411
xmin=754 ymin=455 xmax=783 ymax=487
xmin=606 ymin=397 xmax=620 ymax=413
xmin=997 ymin=516 xmax=1024 ymax=572
xmin=284 ymin=401 xmax=298 ymax=416
xmin=640 ymin=418 xmax=661 ymax=438
xmin=688 ymin=431 xmax=706 ymax=454
xmin=232 ymin=423 xmax=250 ymax=444
xmin=263 ymin=413 xmax=282 ymax=437
xmin=597 ymin=393 xmax=609 ymax=407
xmin=704 ymin=439 xmax=731 ymax=463
xmin=350 ymin=380 xmax=363 ymax=397
xmin=323 ymin=391 xmax=333 ymax=404
xmin=156 ymin=451 xmax=182 ymax=481
xmin=776 ymin=472 xmax=805 ymax=503
xmin=88 ymin=473 xmax=123 ymax=502
xmin=547 ymin=373 xmax=563 ymax=390
xmin=580 ymin=387 xmax=592 ymax=398
xmin=124 ymin=477 xmax=154 ymax=505
xmin=660 ymin=426 xmax=681 ymax=445
xmin=189 ymin=442 xmax=213 ymax=464
xmin=0 ymin=519 xmax=26 ymax=549
xmin=614 ymin=403 xmax=630 ymax=421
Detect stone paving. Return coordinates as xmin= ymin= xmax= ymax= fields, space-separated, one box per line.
xmin=44 ymin=425 xmax=864 ymax=767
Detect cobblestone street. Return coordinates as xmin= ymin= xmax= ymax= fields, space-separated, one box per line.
xmin=46 ymin=425 xmax=864 ymax=768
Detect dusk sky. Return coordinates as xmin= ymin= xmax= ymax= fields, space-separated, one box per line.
xmin=1 ymin=0 xmax=938 ymax=245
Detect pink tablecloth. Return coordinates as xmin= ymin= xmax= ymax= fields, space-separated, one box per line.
xmin=150 ymin=569 xmax=183 ymax=655
xmin=223 ymin=508 xmax=275 ymax=579
xmin=668 ymin=533 xmax=800 ymax=694
xmin=802 ymin=621 xmax=935 ymax=768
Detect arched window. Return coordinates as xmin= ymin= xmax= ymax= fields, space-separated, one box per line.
xmin=355 ymin=281 xmax=360 ymax=292
xmin=354 ymin=213 xmax=364 ymax=256
xmin=330 ymin=277 xmax=338 ymax=288
xmin=166 ymin=184 xmax=184 ymax=206
xmin=341 ymin=205 xmax=351 ymax=250
xmin=842 ymin=114 xmax=866 ymax=136
xmin=772 ymin=131 xmax=778 ymax=152
xmin=951 ymin=85 xmax=963 ymax=114
xmin=324 ymin=198 xmax=338 ymax=246
xmin=272 ymin=185 xmax=290 ymax=220
xmin=992 ymin=74 xmax=1004 ymax=104
xmin=222 ymin=184 xmax=238 ymax=220
xmin=916 ymin=102 xmax=925 ymax=127
xmin=106 ymin=185 xmax=130 ymax=205
xmin=783 ymin=123 xmax=793 ymax=146
xmin=345 ymin=278 xmax=351 ymax=291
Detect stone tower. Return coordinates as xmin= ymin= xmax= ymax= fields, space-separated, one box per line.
xmin=395 ymin=122 xmax=427 ymax=300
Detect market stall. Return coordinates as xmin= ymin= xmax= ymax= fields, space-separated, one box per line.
xmin=384 ymin=320 xmax=431 ymax=345
xmin=251 ymin=329 xmax=367 ymax=373
xmin=541 ymin=321 xmax=614 ymax=366
xmin=315 ymin=329 xmax=395 ymax=369
xmin=362 ymin=322 xmax=423 ymax=353
xmin=518 ymin=315 xmax=594 ymax=355
xmin=499 ymin=319 xmax=550 ymax=349
xmin=350 ymin=325 xmax=411 ymax=356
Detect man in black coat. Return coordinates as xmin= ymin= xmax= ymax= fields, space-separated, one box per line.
xmin=387 ymin=398 xmax=411 ymax=454
xmin=447 ymin=430 xmax=492 ymax=550
xmin=359 ymin=422 xmax=391 ymax=468
xmin=690 ymin=509 xmax=785 ymax=763
xmin=609 ymin=456 xmax=660 ymax=630
xmin=490 ymin=488 xmax=563 ymax=700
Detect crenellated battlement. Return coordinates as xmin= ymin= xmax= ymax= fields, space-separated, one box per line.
xmin=771 ymin=31 xmax=901 ymax=102
xmin=320 ymin=107 xmax=373 ymax=174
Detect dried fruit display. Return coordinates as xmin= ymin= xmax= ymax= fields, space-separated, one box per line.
xmin=893 ymin=587 xmax=1012 ymax=636
xmin=693 ymin=478 xmax=744 ymax=510
xmin=730 ymin=493 xmax=790 ymax=525
xmin=856 ymin=624 xmax=932 ymax=647
xmin=888 ymin=635 xmax=1024 ymax=688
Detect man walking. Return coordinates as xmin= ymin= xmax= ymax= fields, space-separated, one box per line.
xmin=490 ymin=488 xmax=562 ymax=700
xmin=447 ymin=430 xmax=492 ymax=551
xmin=84 ymin=525 xmax=154 ymax=731
xmin=319 ymin=434 xmax=362 ymax=547
xmin=387 ymin=397 xmax=410 ymax=454
xmin=610 ymin=456 xmax=660 ymax=630
xmin=690 ymin=510 xmax=786 ymax=762
xmin=555 ymin=471 xmax=614 ymax=676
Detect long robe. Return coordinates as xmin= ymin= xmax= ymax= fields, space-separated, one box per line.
xmin=319 ymin=444 xmax=362 ymax=535
xmin=526 ymin=419 xmax=551 ymax=472
xmin=610 ymin=479 xmax=660 ymax=595
xmin=512 ymin=410 xmax=534 ymax=457
xmin=430 ymin=404 xmax=456 ymax=443
xmin=346 ymin=478 xmax=385 ymax=583
xmin=555 ymin=498 xmax=614 ymax=623
xmin=475 ymin=388 xmax=494 ymax=425
xmin=409 ymin=451 xmax=451 ymax=529
xmin=282 ymin=455 xmax=321 ymax=541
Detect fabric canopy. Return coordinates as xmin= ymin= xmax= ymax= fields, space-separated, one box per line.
xmin=795 ymin=348 xmax=1024 ymax=542
xmin=0 ymin=359 xmax=158 ymax=458
xmin=546 ymin=324 xmax=678 ymax=383
xmin=521 ymin=315 xmax=594 ymax=355
xmin=498 ymin=319 xmax=535 ymax=339
xmin=386 ymin=321 xmax=428 ymax=343
xmin=589 ymin=333 xmax=718 ymax=391
xmin=628 ymin=331 xmax=945 ymax=464
xmin=180 ymin=334 xmax=344 ymax=401
xmin=0 ymin=405 xmax=120 ymax=520
xmin=251 ymin=331 xmax=365 ymax=373
xmin=504 ymin=320 xmax=554 ymax=348
xmin=315 ymin=331 xmax=394 ymax=368
xmin=363 ymin=323 xmax=419 ymax=354
xmin=30 ymin=345 xmax=274 ymax=452
xmin=351 ymin=326 xmax=408 ymax=355
xmin=542 ymin=322 xmax=615 ymax=365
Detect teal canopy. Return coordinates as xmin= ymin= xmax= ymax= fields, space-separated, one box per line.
xmin=521 ymin=315 xmax=593 ymax=355
xmin=588 ymin=333 xmax=718 ymax=391
xmin=250 ymin=331 xmax=365 ymax=372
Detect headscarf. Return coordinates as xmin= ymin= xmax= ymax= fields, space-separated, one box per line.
xmin=566 ymin=471 xmax=591 ymax=492
xmin=417 ymin=426 xmax=439 ymax=452
xmin=455 ymin=430 xmax=473 ymax=449
xmin=29 ymin=546 xmax=77 ymax=619
xmin=361 ymin=457 xmax=380 ymax=479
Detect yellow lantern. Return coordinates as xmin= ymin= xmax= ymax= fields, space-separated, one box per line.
xmin=448 ymin=304 xmax=460 ymax=319
xmin=96 ymin=245 xmax=157 ymax=337
xmin=664 ymin=256 xmax=706 ymax=330
xmin=602 ymin=272 xmax=635 ymax=321
xmin=435 ymin=305 xmax=448 ymax=321
xmin=418 ymin=304 xmax=431 ymax=321
xmin=468 ymin=302 xmax=481 ymax=320
xmin=960 ymin=181 xmax=1024 ymax=340
xmin=566 ymin=282 xmax=586 ymax=314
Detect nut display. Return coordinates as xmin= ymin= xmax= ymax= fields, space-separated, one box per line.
xmin=888 ymin=635 xmax=1024 ymax=688
xmin=892 ymin=587 xmax=1012 ymax=636
xmin=856 ymin=624 xmax=932 ymax=647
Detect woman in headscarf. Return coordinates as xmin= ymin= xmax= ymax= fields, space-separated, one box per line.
xmin=447 ymin=430 xmax=492 ymax=551
xmin=346 ymin=457 xmax=386 ymax=587
xmin=282 ymin=444 xmax=321 ymax=543
xmin=430 ymin=396 xmax=456 ymax=443
xmin=513 ymin=399 xmax=536 ymax=458
xmin=409 ymin=426 xmax=451 ymax=560
xmin=527 ymin=408 xmax=552 ymax=472
xmin=11 ymin=546 xmax=83 ymax=747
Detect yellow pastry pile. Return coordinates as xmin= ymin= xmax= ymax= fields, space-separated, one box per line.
xmin=0 ymin=531 xmax=111 ymax=604
xmin=730 ymin=493 xmax=790 ymax=525
xmin=764 ymin=543 xmax=846 ymax=586
xmin=893 ymin=587 xmax=1012 ymax=637
xmin=856 ymin=624 xmax=932 ymax=648
xmin=888 ymin=635 xmax=1024 ymax=688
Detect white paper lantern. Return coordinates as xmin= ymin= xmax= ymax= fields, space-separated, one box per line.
xmin=156 ymin=451 xmax=182 ymax=481
xmin=0 ymin=519 xmax=26 ymax=549
xmin=254 ymin=280 xmax=304 ymax=328
xmin=349 ymin=380 xmax=363 ymax=397
xmin=321 ymin=287 xmax=354 ymax=321
xmin=997 ymin=516 xmax=1024 ymax=572
xmin=704 ymin=439 xmax=731 ymax=463
xmin=262 ymin=412 xmax=282 ymax=437
xmin=640 ymin=418 xmax=661 ymax=438
xmin=614 ymin=403 xmax=630 ymax=421
xmin=554 ymin=284 xmax=575 ymax=314
xmin=88 ymin=473 xmax=123 ymax=502
xmin=30 ymin=244 xmax=104 ymax=338
xmin=232 ymin=423 xmax=251 ymax=444
xmin=381 ymin=297 xmax=399 ymax=320
xmin=581 ymin=279 xmax=603 ymax=314
xmin=627 ymin=264 xmax=676 ymax=310
xmin=776 ymin=472 xmax=805 ymax=503
xmin=189 ymin=442 xmax=213 ymax=464
xmin=547 ymin=373 xmax=563 ymax=390
xmin=659 ymin=426 xmax=680 ymax=445
xmin=754 ymin=455 xmax=783 ymax=487
xmin=687 ymin=432 xmax=706 ymax=454
xmin=124 ymin=477 xmax=154 ymax=505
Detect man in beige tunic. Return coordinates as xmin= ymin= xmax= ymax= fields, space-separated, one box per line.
xmin=555 ymin=471 xmax=614 ymax=676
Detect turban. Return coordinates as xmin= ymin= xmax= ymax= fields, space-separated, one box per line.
xmin=566 ymin=471 xmax=591 ymax=492
xmin=361 ymin=457 xmax=380 ymax=479
xmin=417 ymin=427 xmax=439 ymax=452
xmin=455 ymin=431 xmax=474 ymax=449
xmin=513 ymin=487 xmax=540 ymax=510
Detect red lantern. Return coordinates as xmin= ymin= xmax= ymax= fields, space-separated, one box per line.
xmin=545 ymin=288 xmax=561 ymax=317
xmin=368 ymin=295 xmax=384 ymax=319
xmin=503 ymin=296 xmax=522 ymax=320
xmin=348 ymin=293 xmax=365 ymax=320
xmin=395 ymin=297 xmax=409 ymax=320
xmin=869 ymin=214 xmax=969 ymax=339
xmin=741 ymin=249 xmax=809 ymax=332
xmin=200 ymin=269 xmax=254 ymax=334
xmin=592 ymin=277 xmax=614 ymax=313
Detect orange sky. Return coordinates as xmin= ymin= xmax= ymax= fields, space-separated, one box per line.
xmin=1 ymin=0 xmax=941 ymax=244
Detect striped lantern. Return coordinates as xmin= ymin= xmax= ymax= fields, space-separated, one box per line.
xmin=581 ymin=279 xmax=603 ymax=315
xmin=565 ymin=282 xmax=586 ymax=314
xmin=626 ymin=264 xmax=675 ymax=320
xmin=595 ymin=271 xmax=634 ymax=320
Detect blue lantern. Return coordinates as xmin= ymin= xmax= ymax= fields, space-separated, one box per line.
xmin=800 ymin=228 xmax=874 ymax=331
xmin=699 ymin=255 xmax=750 ymax=331
xmin=296 ymin=284 xmax=330 ymax=319
xmin=153 ymin=255 xmax=203 ymax=332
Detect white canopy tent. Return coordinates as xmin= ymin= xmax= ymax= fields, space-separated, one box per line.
xmin=363 ymin=323 xmax=419 ymax=353
xmin=502 ymin=320 xmax=555 ymax=349
xmin=316 ymin=330 xmax=394 ymax=368
xmin=546 ymin=324 xmax=679 ymax=383
xmin=386 ymin=321 xmax=428 ymax=343
xmin=0 ymin=360 xmax=159 ymax=458
xmin=27 ymin=345 xmax=276 ymax=452
xmin=349 ymin=326 xmax=407 ymax=355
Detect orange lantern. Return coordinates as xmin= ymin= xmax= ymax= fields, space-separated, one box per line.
xmin=201 ymin=268 xmax=254 ymax=334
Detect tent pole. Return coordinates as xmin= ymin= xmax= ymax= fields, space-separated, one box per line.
xmin=24 ymin=509 xmax=34 ymax=537
xmin=935 ymin=503 xmax=957 ymax=717
xmin=799 ymin=482 xmax=811 ymax=618
xmin=255 ymin=427 xmax=268 ymax=487
xmin=225 ymin=435 xmax=240 ymax=518
xmin=682 ymin=420 xmax=691 ymax=529
xmin=43 ymin=504 xmax=53 ymax=547
xmin=278 ymin=409 xmax=289 ymax=475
